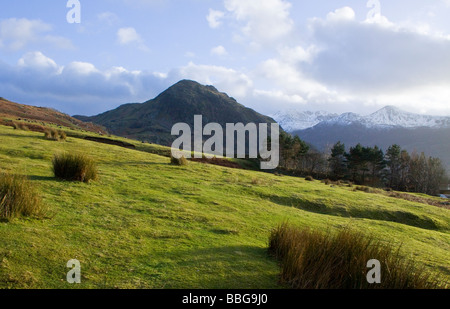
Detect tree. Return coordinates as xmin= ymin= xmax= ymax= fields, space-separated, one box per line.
xmin=278 ymin=132 xmax=309 ymax=170
xmin=424 ymin=157 xmax=446 ymax=195
xmin=367 ymin=146 xmax=385 ymax=186
xmin=386 ymin=144 xmax=402 ymax=189
xmin=329 ymin=141 xmax=347 ymax=179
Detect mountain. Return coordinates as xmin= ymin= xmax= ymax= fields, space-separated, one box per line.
xmin=271 ymin=110 xmax=338 ymax=132
xmin=290 ymin=106 xmax=450 ymax=171
xmin=0 ymin=97 xmax=106 ymax=134
xmin=323 ymin=106 xmax=450 ymax=129
xmin=75 ymin=80 xmax=278 ymax=145
xmin=276 ymin=106 xmax=450 ymax=132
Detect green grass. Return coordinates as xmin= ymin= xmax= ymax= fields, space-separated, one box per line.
xmin=0 ymin=125 xmax=449 ymax=289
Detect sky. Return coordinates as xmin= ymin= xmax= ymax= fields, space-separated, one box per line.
xmin=1 ymin=0 xmax=450 ymax=117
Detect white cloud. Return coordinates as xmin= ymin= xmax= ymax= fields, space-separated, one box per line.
xmin=98 ymin=12 xmax=120 ymax=26
xmin=117 ymin=27 xmax=142 ymax=45
xmin=0 ymin=18 xmax=73 ymax=51
xmin=326 ymin=7 xmax=355 ymax=22
xmin=211 ymin=45 xmax=228 ymax=56
xmin=17 ymin=51 xmax=60 ymax=73
xmin=207 ymin=9 xmax=225 ymax=29
xmin=306 ymin=11 xmax=450 ymax=94
xmin=244 ymin=6 xmax=450 ymax=115
xmin=0 ymin=51 xmax=166 ymax=115
xmin=170 ymin=62 xmax=253 ymax=98
xmin=220 ymin=0 xmax=293 ymax=46
xmin=65 ymin=62 xmax=100 ymax=75
xmin=117 ymin=27 xmax=149 ymax=51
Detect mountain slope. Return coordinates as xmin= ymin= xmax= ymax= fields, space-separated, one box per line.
xmin=76 ymin=80 xmax=277 ymax=145
xmin=0 ymin=97 xmax=106 ymax=134
xmin=322 ymin=106 xmax=450 ymax=129
xmin=277 ymin=106 xmax=450 ymax=132
xmin=271 ymin=110 xmax=338 ymax=132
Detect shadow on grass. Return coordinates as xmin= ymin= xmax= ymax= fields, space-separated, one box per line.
xmin=100 ymin=161 xmax=170 ymax=167
xmin=265 ymin=194 xmax=439 ymax=231
xmin=29 ymin=175 xmax=57 ymax=182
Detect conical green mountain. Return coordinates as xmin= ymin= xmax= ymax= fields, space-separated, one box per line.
xmin=75 ymin=80 xmax=277 ymax=145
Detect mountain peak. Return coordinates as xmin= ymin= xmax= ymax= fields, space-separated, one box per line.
xmin=77 ymin=80 xmax=276 ymax=145
xmin=275 ymin=106 xmax=450 ymax=132
xmin=271 ymin=110 xmax=338 ymax=131
xmin=166 ymin=80 xmax=218 ymax=93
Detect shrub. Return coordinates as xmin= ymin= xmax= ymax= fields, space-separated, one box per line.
xmin=0 ymin=173 xmax=43 ymax=220
xmin=170 ymin=155 xmax=188 ymax=166
xmin=52 ymin=153 xmax=98 ymax=183
xmin=251 ymin=178 xmax=262 ymax=185
xmin=305 ymin=176 xmax=314 ymax=181
xmin=268 ymin=223 xmax=446 ymax=289
xmin=12 ymin=122 xmax=29 ymax=131
xmin=322 ymin=179 xmax=332 ymax=185
xmin=44 ymin=129 xmax=66 ymax=141
xmin=58 ymin=130 xmax=67 ymax=141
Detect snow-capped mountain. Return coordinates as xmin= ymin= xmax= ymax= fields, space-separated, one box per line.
xmin=275 ymin=106 xmax=450 ymax=132
xmin=362 ymin=106 xmax=450 ymax=128
xmin=271 ymin=110 xmax=338 ymax=132
xmin=290 ymin=106 xmax=450 ymax=171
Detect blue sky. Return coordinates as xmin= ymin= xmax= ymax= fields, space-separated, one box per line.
xmin=1 ymin=0 xmax=450 ymax=116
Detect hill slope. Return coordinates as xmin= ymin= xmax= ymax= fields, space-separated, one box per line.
xmin=75 ymin=80 xmax=277 ymax=145
xmin=0 ymin=97 xmax=106 ymax=134
xmin=0 ymin=125 xmax=449 ymax=288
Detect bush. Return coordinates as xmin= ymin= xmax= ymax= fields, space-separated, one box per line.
xmin=305 ymin=176 xmax=314 ymax=181
xmin=52 ymin=153 xmax=98 ymax=183
xmin=44 ymin=129 xmax=66 ymax=141
xmin=170 ymin=155 xmax=188 ymax=166
xmin=268 ymin=223 xmax=445 ymax=289
xmin=12 ymin=122 xmax=29 ymax=131
xmin=58 ymin=130 xmax=67 ymax=141
xmin=0 ymin=173 xmax=43 ymax=220
xmin=322 ymin=179 xmax=332 ymax=185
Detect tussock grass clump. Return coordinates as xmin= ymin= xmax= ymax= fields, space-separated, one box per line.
xmin=170 ymin=155 xmax=188 ymax=166
xmin=305 ymin=176 xmax=314 ymax=181
xmin=268 ymin=223 xmax=446 ymax=289
xmin=44 ymin=129 xmax=66 ymax=141
xmin=52 ymin=153 xmax=98 ymax=183
xmin=0 ymin=173 xmax=43 ymax=220
xmin=354 ymin=186 xmax=382 ymax=194
xmin=12 ymin=122 xmax=29 ymax=131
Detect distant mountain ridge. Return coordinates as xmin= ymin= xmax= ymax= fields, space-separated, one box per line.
xmin=75 ymin=80 xmax=278 ymax=145
xmin=274 ymin=106 xmax=450 ymax=132
xmin=281 ymin=106 xmax=450 ymax=172
xmin=271 ymin=110 xmax=338 ymax=132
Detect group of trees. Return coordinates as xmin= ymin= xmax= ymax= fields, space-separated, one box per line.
xmin=329 ymin=142 xmax=448 ymax=195
xmin=277 ymin=133 xmax=447 ymax=196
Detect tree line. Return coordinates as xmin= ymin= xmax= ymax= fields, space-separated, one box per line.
xmin=277 ymin=132 xmax=447 ymax=196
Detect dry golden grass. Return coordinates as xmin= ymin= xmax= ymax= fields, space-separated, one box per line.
xmin=52 ymin=152 xmax=98 ymax=183
xmin=0 ymin=173 xmax=44 ymax=220
xmin=269 ymin=223 xmax=447 ymax=289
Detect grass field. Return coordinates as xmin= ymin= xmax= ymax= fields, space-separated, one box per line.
xmin=0 ymin=125 xmax=449 ymax=288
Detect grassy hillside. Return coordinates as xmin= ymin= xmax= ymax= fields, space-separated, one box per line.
xmin=0 ymin=125 xmax=449 ymax=288
xmin=0 ymin=98 xmax=106 ymax=134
